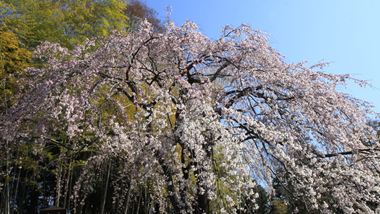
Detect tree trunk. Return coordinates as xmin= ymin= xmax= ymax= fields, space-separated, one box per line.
xmin=100 ymin=160 xmax=112 ymax=214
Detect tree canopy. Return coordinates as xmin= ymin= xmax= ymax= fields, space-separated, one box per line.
xmin=125 ymin=0 xmax=163 ymax=32
xmin=1 ymin=20 xmax=379 ymax=213
xmin=0 ymin=30 xmax=31 ymax=112
xmin=0 ymin=0 xmax=128 ymax=49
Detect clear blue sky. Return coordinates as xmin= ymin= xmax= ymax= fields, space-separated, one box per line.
xmin=145 ymin=0 xmax=380 ymax=112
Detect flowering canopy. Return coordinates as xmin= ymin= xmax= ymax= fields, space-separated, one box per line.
xmin=1 ymin=20 xmax=379 ymax=213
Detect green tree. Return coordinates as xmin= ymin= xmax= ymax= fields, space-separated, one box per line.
xmin=0 ymin=30 xmax=31 ymax=111
xmin=62 ymin=0 xmax=128 ymax=47
xmin=1 ymin=0 xmax=128 ymax=49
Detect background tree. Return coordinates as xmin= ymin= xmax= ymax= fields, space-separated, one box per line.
xmin=0 ymin=30 xmax=31 ymax=112
xmin=125 ymin=0 xmax=163 ymax=32
xmin=0 ymin=0 xmax=128 ymax=49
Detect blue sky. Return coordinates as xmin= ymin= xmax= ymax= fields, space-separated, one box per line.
xmin=145 ymin=0 xmax=380 ymax=112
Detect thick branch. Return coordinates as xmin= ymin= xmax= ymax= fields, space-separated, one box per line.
xmin=322 ymin=148 xmax=379 ymax=158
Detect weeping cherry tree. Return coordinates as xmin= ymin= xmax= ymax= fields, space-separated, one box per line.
xmin=1 ymin=20 xmax=379 ymax=213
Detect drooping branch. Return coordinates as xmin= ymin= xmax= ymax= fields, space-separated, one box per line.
xmin=321 ymin=148 xmax=380 ymax=158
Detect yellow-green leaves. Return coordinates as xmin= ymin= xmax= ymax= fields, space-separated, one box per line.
xmin=1 ymin=0 xmax=128 ymax=49
xmin=0 ymin=30 xmax=31 ymax=110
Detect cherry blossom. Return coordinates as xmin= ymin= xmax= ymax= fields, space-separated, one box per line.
xmin=1 ymin=20 xmax=379 ymax=213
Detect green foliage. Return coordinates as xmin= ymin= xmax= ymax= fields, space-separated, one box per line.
xmin=0 ymin=0 xmax=128 ymax=49
xmin=62 ymin=0 xmax=128 ymax=47
xmin=0 ymin=30 xmax=31 ymax=111
xmin=271 ymin=199 xmax=288 ymax=214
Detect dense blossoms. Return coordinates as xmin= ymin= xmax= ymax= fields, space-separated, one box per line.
xmin=1 ymin=20 xmax=379 ymax=213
